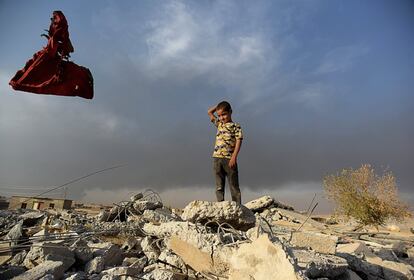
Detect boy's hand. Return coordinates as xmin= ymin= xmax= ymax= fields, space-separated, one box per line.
xmin=229 ymin=156 xmax=237 ymax=169
xmin=208 ymin=105 xmax=217 ymax=122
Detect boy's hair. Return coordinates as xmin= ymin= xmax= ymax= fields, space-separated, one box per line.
xmin=216 ymin=101 xmax=232 ymax=113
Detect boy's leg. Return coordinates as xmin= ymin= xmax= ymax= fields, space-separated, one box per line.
xmin=225 ymin=163 xmax=241 ymax=205
xmin=213 ymin=158 xmax=225 ymax=202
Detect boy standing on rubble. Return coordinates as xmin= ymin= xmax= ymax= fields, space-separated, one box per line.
xmin=208 ymin=101 xmax=243 ymax=205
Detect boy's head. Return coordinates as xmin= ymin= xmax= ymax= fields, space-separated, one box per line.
xmin=216 ymin=101 xmax=232 ymax=123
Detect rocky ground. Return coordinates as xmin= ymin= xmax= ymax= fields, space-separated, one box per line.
xmin=0 ymin=192 xmax=413 ymax=280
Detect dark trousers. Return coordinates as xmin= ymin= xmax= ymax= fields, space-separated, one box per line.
xmin=213 ymin=157 xmax=241 ymax=205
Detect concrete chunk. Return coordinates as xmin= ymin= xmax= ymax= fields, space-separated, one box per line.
xmin=133 ymin=200 xmax=163 ymax=212
xmin=89 ymin=242 xmax=123 ymax=267
xmin=12 ymin=260 xmax=65 ymax=280
xmin=5 ymin=222 xmax=24 ymax=247
xmin=245 ymin=196 xmax=274 ymax=212
xmin=84 ymin=256 xmax=105 ymax=274
xmin=64 ymin=271 xmax=87 ymax=280
xmin=382 ymin=260 xmax=414 ymax=280
xmin=168 ymin=236 xmax=215 ymax=274
xmin=181 ymin=200 xmax=255 ymax=231
xmin=229 ymin=235 xmax=300 ymax=280
xmin=23 ymin=242 xmax=75 ymax=271
xmin=100 ymin=266 xmax=144 ymax=278
xmin=142 ymin=269 xmax=188 ymax=280
xmin=130 ymin=193 xmax=143 ymax=202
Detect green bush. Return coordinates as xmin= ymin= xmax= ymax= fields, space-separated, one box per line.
xmin=323 ymin=164 xmax=411 ymax=230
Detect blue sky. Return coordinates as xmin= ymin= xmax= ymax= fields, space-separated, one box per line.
xmin=0 ymin=0 xmax=413 ymax=211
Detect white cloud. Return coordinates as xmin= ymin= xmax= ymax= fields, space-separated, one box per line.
xmin=145 ymin=1 xmax=269 ymax=72
xmin=146 ymin=2 xmax=195 ymax=60
xmin=316 ymin=45 xmax=369 ymax=74
xmin=294 ymin=83 xmax=332 ymax=111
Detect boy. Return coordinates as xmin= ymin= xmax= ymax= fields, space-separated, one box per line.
xmin=208 ymin=101 xmax=243 ymax=205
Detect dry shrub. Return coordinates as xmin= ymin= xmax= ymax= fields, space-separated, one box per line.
xmin=323 ymin=164 xmax=411 ymax=229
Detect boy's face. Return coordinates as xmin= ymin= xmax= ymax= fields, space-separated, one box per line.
xmin=217 ymin=108 xmax=232 ymax=123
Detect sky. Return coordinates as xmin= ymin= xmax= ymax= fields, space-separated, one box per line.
xmin=0 ymin=0 xmax=413 ymax=213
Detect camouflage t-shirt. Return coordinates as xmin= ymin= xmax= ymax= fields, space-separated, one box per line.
xmin=212 ymin=118 xmax=243 ymax=159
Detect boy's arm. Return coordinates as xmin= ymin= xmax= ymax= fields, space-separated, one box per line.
xmin=208 ymin=105 xmax=217 ymax=122
xmin=229 ymin=139 xmax=242 ymax=168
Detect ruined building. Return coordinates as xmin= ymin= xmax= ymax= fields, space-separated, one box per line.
xmin=8 ymin=196 xmax=72 ymax=210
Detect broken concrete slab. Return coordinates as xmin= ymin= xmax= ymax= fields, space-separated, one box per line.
xmin=228 ymin=235 xmax=301 ymax=280
xmin=23 ymin=242 xmax=75 ymax=271
xmin=181 ymin=200 xmax=255 ymax=231
xmin=168 ymin=236 xmax=228 ymax=276
xmin=131 ymin=256 xmax=148 ymax=270
xmin=336 ymin=252 xmax=383 ymax=279
xmin=0 ymin=265 xmax=26 ymax=279
xmin=89 ymin=242 xmax=123 ymax=267
xmin=142 ymin=268 xmax=188 ymax=280
xmin=64 ymin=271 xmax=87 ymax=280
xmin=382 ymin=260 xmax=414 ymax=280
xmin=290 ymin=231 xmax=338 ymax=254
xmin=141 ymin=236 xmax=161 ymax=263
xmin=120 ymin=236 xmax=140 ymax=251
xmin=374 ymin=248 xmax=399 ymax=262
xmin=292 ymin=249 xmax=348 ymax=278
xmin=130 ymin=193 xmax=143 ymax=202
xmin=63 ymin=271 xmax=88 ymax=280
xmin=122 ymin=256 xmax=147 ymax=272
xmin=133 ymin=200 xmax=163 ymax=212
xmin=5 ymin=222 xmax=24 ymax=247
xmin=392 ymin=241 xmax=410 ymax=258
xmin=336 ymin=242 xmax=372 ymax=255
xmin=70 ymin=239 xmax=93 ymax=264
xmin=100 ymin=266 xmax=144 ymax=279
xmin=12 ymin=260 xmax=66 ymax=280
xmin=276 ymin=208 xmax=326 ymax=230
xmin=96 ymin=210 xmax=110 ymax=222
xmin=245 ymin=196 xmax=274 ymax=212
xmin=19 ymin=212 xmax=45 ymax=227
xmin=9 ymin=250 xmax=28 ymax=266
xmin=143 ymin=221 xmax=222 ymax=249
xmin=158 ymin=249 xmax=187 ymax=273
xmin=38 ymin=274 xmax=54 ymax=280
xmin=140 ymin=209 xmax=182 ymax=223
xmin=85 ymin=256 xmax=105 ymax=274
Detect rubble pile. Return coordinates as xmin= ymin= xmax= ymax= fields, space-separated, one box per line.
xmin=0 ymin=193 xmax=413 ymax=280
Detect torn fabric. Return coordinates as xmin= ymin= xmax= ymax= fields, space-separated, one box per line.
xmin=9 ymin=11 xmax=93 ymax=99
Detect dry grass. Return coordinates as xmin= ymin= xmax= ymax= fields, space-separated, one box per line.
xmin=323 ymin=164 xmax=411 ymax=230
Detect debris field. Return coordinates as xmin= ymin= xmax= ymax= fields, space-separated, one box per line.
xmin=1 ymin=192 xmax=413 ymax=280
